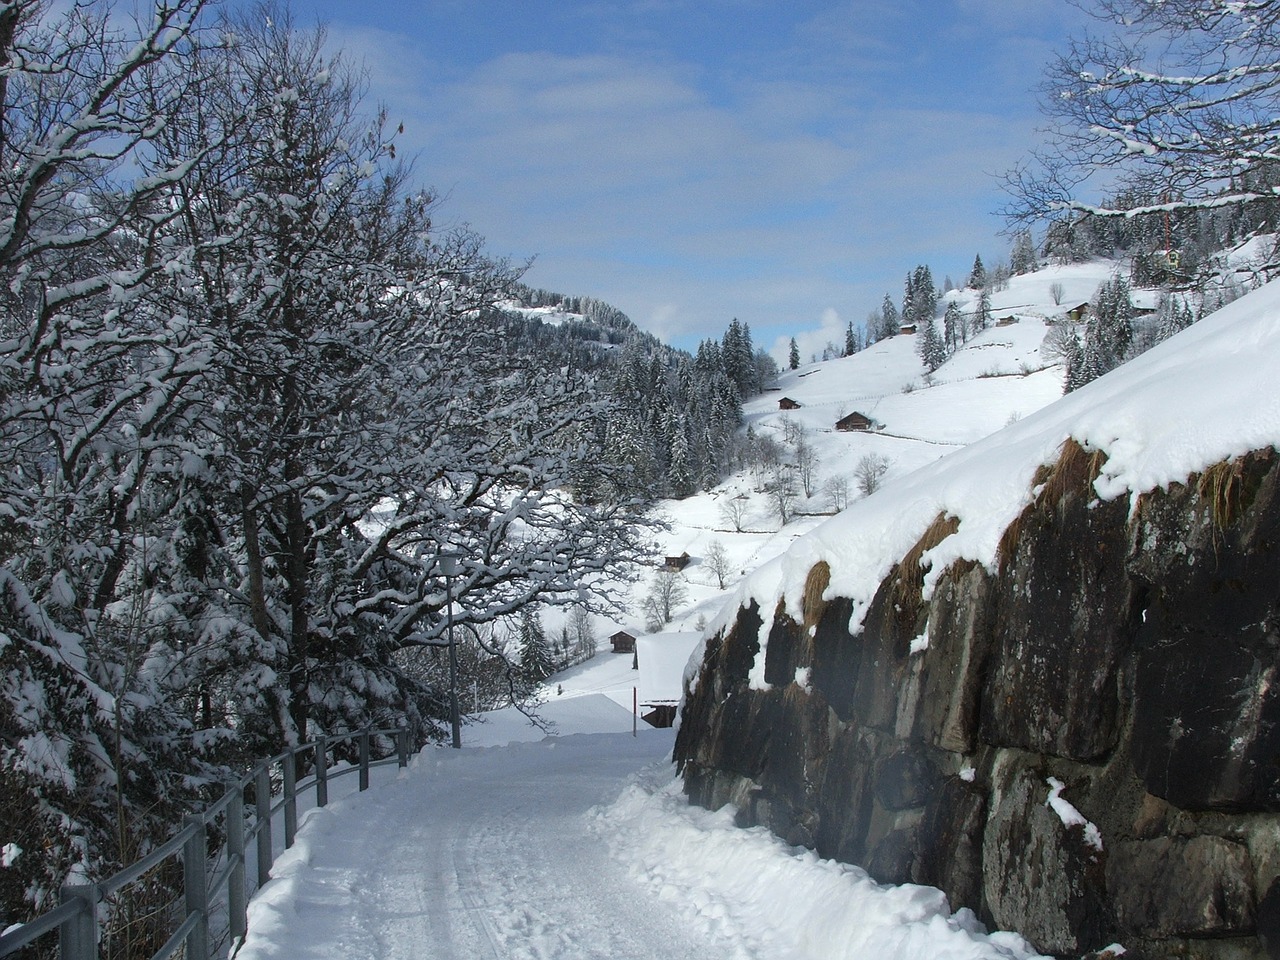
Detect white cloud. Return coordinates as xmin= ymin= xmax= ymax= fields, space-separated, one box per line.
xmin=771 ymin=307 xmax=851 ymax=367
xmin=280 ymin=2 xmax=1061 ymax=346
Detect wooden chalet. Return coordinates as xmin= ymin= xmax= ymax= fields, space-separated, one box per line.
xmin=835 ymin=411 xmax=873 ymax=432
xmin=995 ymin=315 xmax=1019 ymax=327
xmin=610 ymin=630 xmax=636 ymax=654
xmin=778 ymin=396 xmax=802 ymax=410
xmin=899 ymin=323 xmax=917 ymax=335
xmin=1064 ymin=302 xmax=1090 ymax=323
xmin=663 ymin=551 xmax=691 ymax=571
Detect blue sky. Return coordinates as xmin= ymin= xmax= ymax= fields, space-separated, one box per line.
xmin=265 ymin=1 xmax=1090 ymax=358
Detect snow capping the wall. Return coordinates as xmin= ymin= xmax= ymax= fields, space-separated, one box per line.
xmin=706 ymin=278 xmax=1280 ymax=674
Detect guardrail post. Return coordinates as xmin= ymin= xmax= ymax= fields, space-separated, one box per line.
xmin=315 ymin=735 xmax=328 ymax=808
xmin=58 ymin=883 xmax=97 ymax=960
xmin=282 ymin=750 xmax=297 ymax=849
xmin=226 ymin=785 xmax=247 ymax=947
xmin=358 ymin=729 xmax=370 ymax=791
xmin=182 ymin=816 xmax=210 ymax=960
xmin=396 ymin=727 xmax=408 ymax=768
xmin=254 ymin=764 xmax=272 ymax=889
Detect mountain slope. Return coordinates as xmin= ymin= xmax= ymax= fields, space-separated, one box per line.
xmin=625 ymin=261 xmax=1123 ymax=642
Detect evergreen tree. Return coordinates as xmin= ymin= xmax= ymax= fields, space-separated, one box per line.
xmin=910 ymin=265 xmax=938 ymax=329
xmin=722 ymin=319 xmax=746 ymax=392
xmin=845 ymin=321 xmax=858 ymax=356
xmin=1156 ymin=295 xmax=1195 ymax=340
xmin=943 ymin=300 xmax=963 ymax=352
xmin=969 ymin=254 xmax=987 ymax=289
xmin=973 ymin=288 xmax=992 ymax=333
xmin=668 ymin=419 xmax=695 ymax=498
xmin=518 ymin=609 xmax=555 ymax=684
xmin=1010 ymin=229 xmax=1039 ymax=274
xmin=1063 ymin=332 xmax=1088 ymax=393
xmin=741 ymin=323 xmax=760 ymax=393
xmin=1083 ymin=274 xmax=1135 ymax=379
xmin=918 ymin=316 xmax=947 ymax=372
xmin=788 ymin=337 xmax=800 ymax=370
xmin=880 ymin=293 xmax=901 ymax=340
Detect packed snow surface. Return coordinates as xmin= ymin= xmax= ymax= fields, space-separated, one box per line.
xmin=236 ymin=697 xmax=1046 ymax=960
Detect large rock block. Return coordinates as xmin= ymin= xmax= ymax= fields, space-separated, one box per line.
xmin=911 ymin=561 xmax=994 ymax=754
xmin=762 ymin=610 xmax=803 ymax=688
xmin=982 ymin=752 xmax=1110 ymax=955
xmin=915 ymin=773 xmax=988 ymax=912
xmin=1130 ymin=454 xmax=1280 ymax=812
xmin=809 ymin=596 xmax=862 ymax=722
xmin=813 ymin=724 xmax=877 ymax=865
xmin=1107 ymin=835 xmax=1256 ymax=938
xmin=720 ymin=601 xmax=764 ymax=687
xmin=982 ymin=492 xmax=1135 ymax=762
xmin=675 ymin=601 xmax=765 ymax=775
xmin=847 ymin=576 xmax=916 ymax=733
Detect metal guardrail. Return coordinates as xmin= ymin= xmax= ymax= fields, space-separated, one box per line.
xmin=0 ymin=725 xmax=412 ymax=960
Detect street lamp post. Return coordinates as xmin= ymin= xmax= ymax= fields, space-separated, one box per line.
xmin=438 ymin=552 xmax=463 ymax=749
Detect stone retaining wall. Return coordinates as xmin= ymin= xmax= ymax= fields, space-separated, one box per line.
xmin=674 ymin=446 xmax=1280 ymax=959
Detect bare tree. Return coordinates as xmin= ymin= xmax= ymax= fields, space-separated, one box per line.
xmin=1049 ymin=281 xmax=1066 ymax=306
xmin=780 ymin=414 xmax=803 ymax=446
xmin=752 ymin=433 xmax=785 ymax=482
xmin=570 ymin=605 xmax=596 ymax=662
xmin=794 ymin=429 xmax=820 ymax=498
xmin=854 ymin=453 xmax=891 ymax=497
xmin=767 ymin=464 xmax=799 ymax=526
xmin=643 ymin=569 xmax=688 ymax=631
xmin=825 ymin=474 xmax=851 ymax=512
xmin=1004 ymin=0 xmax=1280 ymax=234
xmin=719 ymin=494 xmax=750 ymax=533
xmin=1041 ymin=322 xmax=1084 ymax=363
xmin=705 ymin=539 xmax=731 ymax=589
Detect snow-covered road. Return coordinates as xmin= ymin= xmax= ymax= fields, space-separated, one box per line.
xmin=235 ymin=705 xmax=1048 ymax=960
xmin=236 ymin=728 xmax=747 ymax=960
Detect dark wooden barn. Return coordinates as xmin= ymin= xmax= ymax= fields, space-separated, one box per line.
xmin=835 ymin=411 xmax=873 ymax=432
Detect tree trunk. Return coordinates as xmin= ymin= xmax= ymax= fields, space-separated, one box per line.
xmin=283 ymin=458 xmax=311 ymax=741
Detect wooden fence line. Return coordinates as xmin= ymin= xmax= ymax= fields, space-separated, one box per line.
xmin=0 ymin=724 xmax=411 ymax=960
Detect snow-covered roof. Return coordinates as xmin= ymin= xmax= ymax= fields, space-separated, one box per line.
xmin=636 ymin=632 xmax=702 ymax=705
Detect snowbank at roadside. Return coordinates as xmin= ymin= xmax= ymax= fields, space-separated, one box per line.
xmin=591 ymin=760 xmax=1049 ymax=960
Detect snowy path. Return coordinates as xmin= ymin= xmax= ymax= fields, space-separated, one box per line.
xmin=236 ymin=717 xmax=1047 ymax=960
xmin=236 ymin=730 xmax=749 ymax=960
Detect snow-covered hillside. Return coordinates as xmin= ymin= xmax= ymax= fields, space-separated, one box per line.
xmin=664 ymin=267 xmax=1280 ymax=958
xmin=594 ymin=261 xmax=1133 ymax=648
